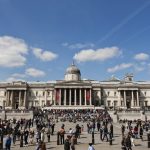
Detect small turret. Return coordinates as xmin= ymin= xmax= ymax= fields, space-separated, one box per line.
xmin=124 ymin=73 xmax=133 ymax=82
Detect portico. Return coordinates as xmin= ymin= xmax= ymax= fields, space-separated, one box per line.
xmin=54 ymin=87 xmax=92 ymax=106
xmin=5 ymin=89 xmax=27 ymax=109
xmin=118 ymin=88 xmax=140 ymax=109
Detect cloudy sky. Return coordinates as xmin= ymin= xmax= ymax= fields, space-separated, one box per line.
xmin=0 ymin=0 xmax=150 ymax=82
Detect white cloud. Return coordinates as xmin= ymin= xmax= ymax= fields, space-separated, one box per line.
xmin=32 ymin=47 xmax=58 ymax=61
xmin=25 ymin=68 xmax=45 ymax=77
xmin=6 ymin=77 xmax=25 ymax=82
xmin=134 ymin=53 xmax=149 ymax=61
xmin=73 ymin=46 xmax=121 ymax=62
xmin=11 ymin=73 xmax=26 ymax=78
xmin=62 ymin=42 xmax=95 ymax=49
xmin=0 ymin=36 xmax=28 ymax=67
xmin=134 ymin=66 xmax=145 ymax=72
xmin=107 ymin=63 xmax=133 ymax=73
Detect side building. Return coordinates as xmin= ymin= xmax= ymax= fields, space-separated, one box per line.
xmin=0 ymin=63 xmax=150 ymax=110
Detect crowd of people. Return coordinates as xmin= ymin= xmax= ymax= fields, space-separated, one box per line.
xmin=0 ymin=108 xmax=149 ymax=150
xmin=120 ymin=120 xmax=150 ymax=150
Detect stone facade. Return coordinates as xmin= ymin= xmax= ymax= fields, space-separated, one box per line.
xmin=0 ymin=64 xmax=150 ymax=110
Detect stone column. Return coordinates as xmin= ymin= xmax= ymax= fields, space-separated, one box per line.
xmin=64 ymin=89 xmax=66 ymax=106
xmin=7 ymin=91 xmax=10 ymax=106
xmin=10 ymin=91 xmax=14 ymax=107
xmin=6 ymin=91 xmax=8 ymax=107
xmin=24 ymin=90 xmax=26 ymax=107
xmin=119 ymin=91 xmax=121 ymax=106
xmin=124 ymin=90 xmax=126 ymax=107
xmin=137 ymin=90 xmax=139 ymax=107
xmin=80 ymin=89 xmax=82 ymax=106
xmin=19 ymin=91 xmax=21 ymax=107
xmin=59 ymin=89 xmax=61 ymax=106
xmin=74 ymin=89 xmax=76 ymax=106
xmin=90 ymin=89 xmax=92 ymax=105
xmin=84 ymin=89 xmax=87 ymax=106
xmin=54 ymin=89 xmax=56 ymax=105
xmin=69 ymin=89 xmax=71 ymax=105
xmin=131 ymin=90 xmax=134 ymax=108
xmin=45 ymin=90 xmax=47 ymax=106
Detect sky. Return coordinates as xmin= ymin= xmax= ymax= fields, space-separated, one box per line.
xmin=0 ymin=0 xmax=150 ymax=82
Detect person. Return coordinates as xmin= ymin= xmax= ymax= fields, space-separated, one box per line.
xmin=88 ymin=143 xmax=95 ymax=150
xmin=46 ymin=128 xmax=51 ymax=142
xmin=121 ymin=136 xmax=126 ymax=150
xmin=102 ymin=125 xmax=108 ymax=141
xmin=121 ymin=125 xmax=125 ymax=137
xmin=64 ymin=135 xmax=70 ymax=150
xmin=125 ymin=135 xmax=132 ymax=150
xmin=5 ymin=134 xmax=12 ymax=150
xmin=70 ymin=135 xmax=75 ymax=150
xmin=24 ymin=129 xmax=29 ymax=146
xmin=60 ymin=126 xmax=65 ymax=144
xmin=139 ymin=126 xmax=143 ymax=140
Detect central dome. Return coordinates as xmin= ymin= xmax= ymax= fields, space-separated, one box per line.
xmin=65 ymin=62 xmax=81 ymax=81
xmin=66 ymin=64 xmax=81 ymax=75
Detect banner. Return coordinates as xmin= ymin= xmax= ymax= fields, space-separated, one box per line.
xmin=86 ymin=90 xmax=90 ymax=102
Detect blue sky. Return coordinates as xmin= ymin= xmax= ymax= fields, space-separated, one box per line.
xmin=0 ymin=0 xmax=150 ymax=82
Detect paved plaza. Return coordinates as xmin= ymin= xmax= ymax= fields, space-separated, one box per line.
xmin=5 ymin=120 xmax=150 ymax=150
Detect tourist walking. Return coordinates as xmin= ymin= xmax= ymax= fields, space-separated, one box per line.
xmin=5 ymin=134 xmax=12 ymax=150
xmin=102 ymin=125 xmax=108 ymax=142
xmin=64 ymin=135 xmax=70 ymax=150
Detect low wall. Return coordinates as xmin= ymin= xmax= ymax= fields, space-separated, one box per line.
xmin=0 ymin=110 xmax=33 ymax=120
xmin=108 ymin=110 xmax=149 ymax=123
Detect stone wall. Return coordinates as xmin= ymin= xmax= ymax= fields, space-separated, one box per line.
xmin=108 ymin=110 xmax=149 ymax=123
xmin=0 ymin=110 xmax=33 ymax=120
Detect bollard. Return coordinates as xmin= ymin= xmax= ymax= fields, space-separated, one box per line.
xmin=147 ymin=133 xmax=150 ymax=148
xmin=20 ymin=133 xmax=23 ymax=147
xmin=109 ymin=133 xmax=112 ymax=145
xmin=57 ymin=132 xmax=60 ymax=145
xmin=92 ymin=131 xmax=95 ymax=145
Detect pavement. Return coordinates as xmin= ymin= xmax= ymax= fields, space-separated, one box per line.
xmin=5 ymin=121 xmax=150 ymax=150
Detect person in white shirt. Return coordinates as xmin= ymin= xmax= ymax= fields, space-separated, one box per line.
xmin=88 ymin=143 xmax=95 ymax=150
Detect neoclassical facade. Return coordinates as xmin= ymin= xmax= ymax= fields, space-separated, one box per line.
xmin=0 ymin=63 xmax=150 ymax=110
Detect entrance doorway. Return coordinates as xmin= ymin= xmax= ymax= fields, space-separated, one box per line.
xmin=126 ymin=100 xmax=131 ymax=109
xmin=15 ymin=102 xmax=19 ymax=109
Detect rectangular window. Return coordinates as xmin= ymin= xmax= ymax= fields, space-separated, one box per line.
xmin=145 ymin=92 xmax=147 ymax=96
xmin=107 ymin=101 xmax=111 ymax=106
xmin=121 ymin=101 xmax=124 ymax=106
xmin=114 ymin=101 xmax=117 ymax=107
xmin=43 ymin=91 xmax=45 ymax=96
xmin=29 ymin=91 xmax=31 ymax=96
xmin=145 ymin=101 xmax=148 ymax=107
xmin=107 ymin=92 xmax=110 ymax=96
xmin=114 ymin=92 xmax=116 ymax=96
xmin=36 ymin=91 xmax=38 ymax=96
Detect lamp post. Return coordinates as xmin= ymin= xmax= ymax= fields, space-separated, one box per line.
xmin=0 ymin=129 xmax=3 ymax=149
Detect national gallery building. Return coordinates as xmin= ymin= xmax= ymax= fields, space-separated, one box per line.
xmin=0 ymin=63 xmax=150 ymax=110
